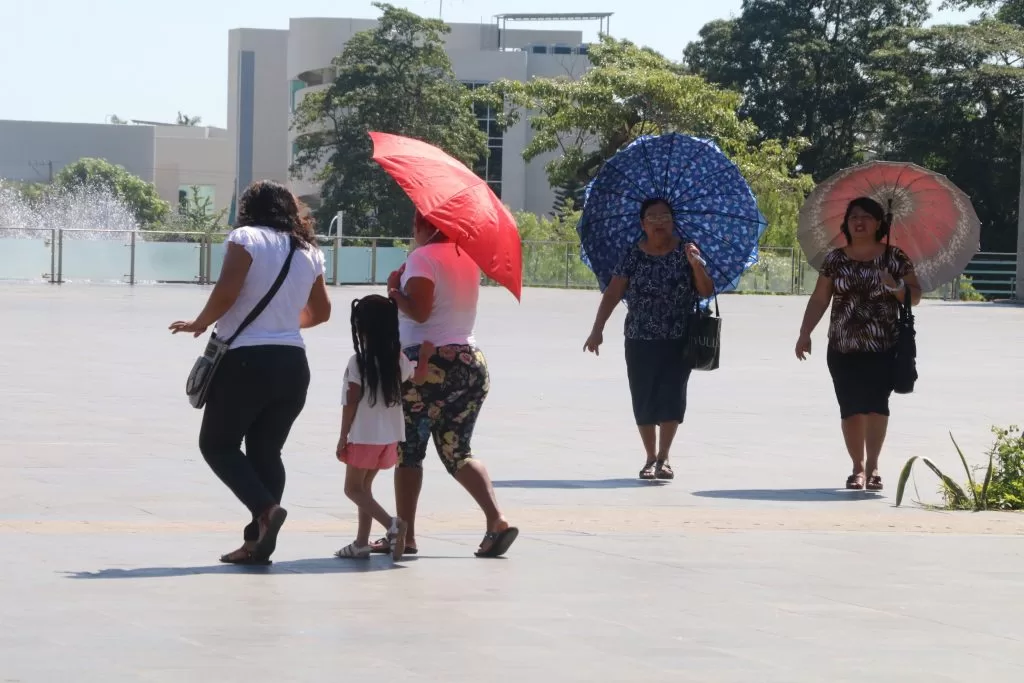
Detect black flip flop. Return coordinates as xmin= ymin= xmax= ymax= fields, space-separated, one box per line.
xmin=475 ymin=527 xmax=519 ymax=558
xmin=370 ymin=538 xmax=418 ymax=555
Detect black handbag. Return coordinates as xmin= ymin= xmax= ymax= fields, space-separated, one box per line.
xmin=185 ymin=242 xmax=297 ymax=409
xmin=892 ymin=284 xmax=917 ymax=395
xmin=687 ymin=294 xmax=721 ymax=372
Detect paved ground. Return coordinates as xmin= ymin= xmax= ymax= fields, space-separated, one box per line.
xmin=1 ymin=282 xmax=1023 ymax=682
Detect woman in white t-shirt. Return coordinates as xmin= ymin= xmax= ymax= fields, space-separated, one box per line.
xmin=372 ymin=211 xmax=518 ymax=559
xmin=334 ymin=295 xmax=430 ymax=561
xmin=170 ymin=180 xmax=331 ymax=565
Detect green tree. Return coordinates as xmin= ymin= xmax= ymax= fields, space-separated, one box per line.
xmin=0 ymin=180 xmax=48 ymax=204
xmin=873 ymin=19 xmax=1024 ymax=252
xmin=52 ymin=158 xmax=171 ymax=227
xmin=480 ymin=37 xmax=813 ymax=248
xmin=147 ymin=185 xmax=229 ymax=243
xmin=685 ymin=0 xmax=930 ymax=181
xmin=178 ymin=185 xmax=228 ymax=233
xmin=944 ymin=0 xmax=1024 ymax=26
xmin=290 ymin=2 xmax=487 ymax=236
xmin=551 ymin=178 xmax=585 ymax=218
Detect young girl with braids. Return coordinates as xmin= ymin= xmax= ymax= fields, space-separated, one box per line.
xmin=335 ymin=295 xmax=432 ymax=560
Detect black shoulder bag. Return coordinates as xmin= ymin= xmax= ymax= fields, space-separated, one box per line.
xmin=892 ymin=283 xmax=917 ymax=395
xmin=185 ymin=242 xmax=298 ymax=409
xmin=686 ymin=292 xmax=721 ymax=372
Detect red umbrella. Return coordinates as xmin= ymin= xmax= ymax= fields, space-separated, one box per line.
xmin=369 ymin=132 xmax=523 ymax=301
xmin=798 ymin=161 xmax=980 ymax=292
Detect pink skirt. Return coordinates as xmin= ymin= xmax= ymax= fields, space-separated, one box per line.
xmin=340 ymin=442 xmax=399 ymax=470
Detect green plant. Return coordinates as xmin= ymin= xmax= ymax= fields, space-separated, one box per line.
xmin=957 ymin=275 xmax=986 ymax=302
xmin=896 ymin=426 xmax=1024 ymax=510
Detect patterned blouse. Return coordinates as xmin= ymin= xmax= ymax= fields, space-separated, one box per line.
xmin=820 ymin=246 xmax=915 ymax=353
xmin=613 ymin=242 xmax=695 ymax=340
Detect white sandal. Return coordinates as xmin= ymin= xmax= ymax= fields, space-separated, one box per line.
xmin=334 ymin=542 xmax=371 ymax=559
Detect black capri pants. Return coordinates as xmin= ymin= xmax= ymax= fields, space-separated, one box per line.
xmin=826 ymin=346 xmax=896 ymax=420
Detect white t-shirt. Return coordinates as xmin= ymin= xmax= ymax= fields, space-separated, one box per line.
xmin=342 ymin=352 xmax=415 ymax=445
xmin=215 ymin=226 xmax=326 ymax=349
xmin=398 ymin=242 xmax=480 ymax=347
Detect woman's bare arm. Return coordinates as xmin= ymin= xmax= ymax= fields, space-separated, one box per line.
xmin=890 ymin=272 xmax=923 ymax=306
xmin=300 ymin=275 xmax=332 ymax=328
xmin=192 ymin=243 xmax=252 ymax=329
xmin=590 ymin=276 xmax=628 ymax=336
xmin=391 ymin=276 xmax=435 ymax=323
xmin=799 ymin=274 xmax=834 ymax=338
xmin=691 ymin=261 xmax=715 ymax=298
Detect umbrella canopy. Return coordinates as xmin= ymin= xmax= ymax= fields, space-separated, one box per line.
xmin=798 ymin=161 xmax=981 ymax=292
xmin=577 ymin=133 xmax=767 ymax=294
xmin=369 ymin=131 xmax=522 ymax=301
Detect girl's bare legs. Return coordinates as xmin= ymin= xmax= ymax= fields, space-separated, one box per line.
xmin=351 ymin=468 xmax=377 ymax=546
xmin=344 ymin=466 xmax=392 ymax=538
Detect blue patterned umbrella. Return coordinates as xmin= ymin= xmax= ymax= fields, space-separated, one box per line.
xmin=578 ymin=133 xmax=767 ymax=294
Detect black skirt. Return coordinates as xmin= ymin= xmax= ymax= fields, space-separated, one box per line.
xmin=624 ymin=338 xmax=692 ymax=425
xmin=826 ymin=346 xmax=896 ymax=420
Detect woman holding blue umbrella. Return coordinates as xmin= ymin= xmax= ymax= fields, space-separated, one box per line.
xmin=579 ymin=133 xmax=767 ymax=480
xmin=584 ymin=199 xmax=714 ymax=479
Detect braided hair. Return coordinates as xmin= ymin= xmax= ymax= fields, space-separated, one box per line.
xmin=350 ymin=295 xmax=403 ymax=408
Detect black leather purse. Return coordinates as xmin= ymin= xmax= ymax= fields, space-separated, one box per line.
xmin=892 ymin=284 xmax=917 ymax=395
xmin=687 ymin=294 xmax=721 ymax=372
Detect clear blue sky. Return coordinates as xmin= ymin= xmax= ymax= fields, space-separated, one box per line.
xmin=1 ymin=0 xmax=976 ymax=128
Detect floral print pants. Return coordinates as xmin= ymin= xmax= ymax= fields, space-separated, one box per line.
xmin=398 ymin=344 xmax=489 ymax=475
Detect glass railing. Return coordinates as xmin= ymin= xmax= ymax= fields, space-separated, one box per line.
xmin=0 ymin=227 xmax=1003 ymax=299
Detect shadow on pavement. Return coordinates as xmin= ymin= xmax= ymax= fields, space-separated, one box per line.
xmin=493 ymin=478 xmax=668 ymax=489
xmin=692 ymin=488 xmax=884 ymax=502
xmin=63 ymin=556 xmax=406 ymax=579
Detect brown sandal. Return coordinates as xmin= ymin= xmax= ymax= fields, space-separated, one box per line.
xmin=655 ymin=459 xmax=675 ymax=480
xmin=220 ymin=546 xmax=271 ymax=566
xmin=846 ymin=473 xmax=866 ymax=490
xmin=639 ymin=461 xmax=657 ymax=480
xmin=866 ymin=475 xmax=883 ymax=491
xmin=252 ymin=505 xmax=288 ymax=561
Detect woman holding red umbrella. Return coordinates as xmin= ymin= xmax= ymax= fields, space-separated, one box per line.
xmin=368 ymin=212 xmax=518 ymax=557
xmin=795 ymin=197 xmax=922 ymax=491
xmin=364 ymin=132 xmax=521 ymax=558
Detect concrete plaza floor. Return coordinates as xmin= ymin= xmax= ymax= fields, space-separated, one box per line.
xmin=1 ymin=282 xmax=1023 ymax=682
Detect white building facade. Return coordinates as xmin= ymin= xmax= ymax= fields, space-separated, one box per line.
xmin=228 ymin=13 xmax=603 ymax=220
xmin=0 ymin=119 xmax=233 ymax=216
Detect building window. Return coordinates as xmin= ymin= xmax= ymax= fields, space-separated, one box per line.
xmin=290 ymin=80 xmax=304 ymax=113
xmin=463 ymin=81 xmax=503 ymax=199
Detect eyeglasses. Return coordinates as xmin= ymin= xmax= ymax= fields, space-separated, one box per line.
xmin=644 ymin=214 xmax=673 ymax=224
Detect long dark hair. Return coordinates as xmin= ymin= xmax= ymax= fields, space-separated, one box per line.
xmin=350 ymin=295 xmax=403 ymax=408
xmin=235 ymin=180 xmax=317 ymax=249
xmin=841 ymin=196 xmax=891 ymax=244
